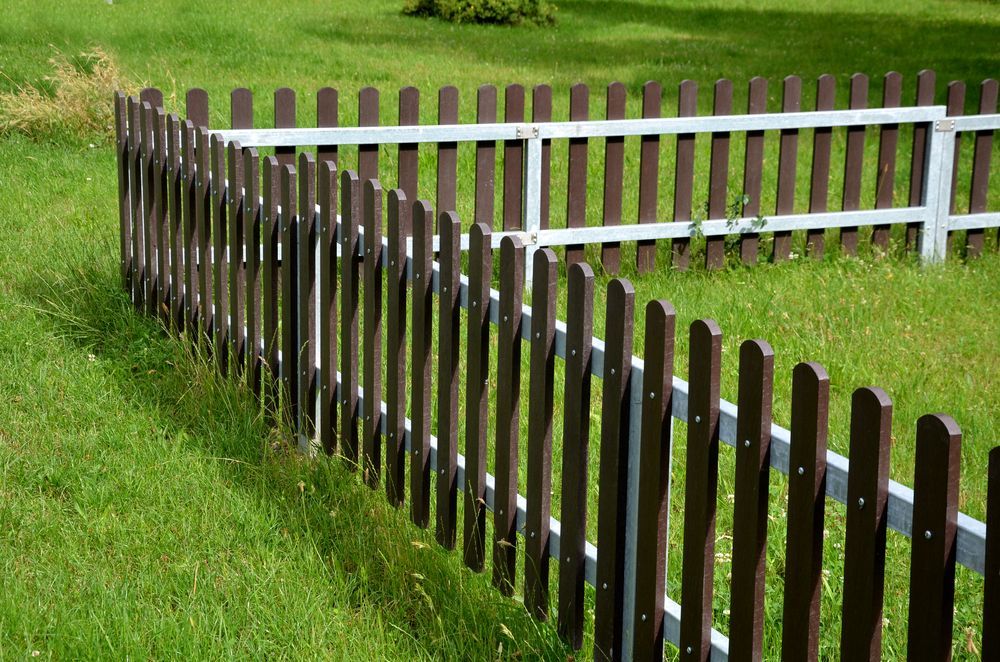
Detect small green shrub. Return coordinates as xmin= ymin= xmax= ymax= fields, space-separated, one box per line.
xmin=403 ymin=0 xmax=555 ymax=26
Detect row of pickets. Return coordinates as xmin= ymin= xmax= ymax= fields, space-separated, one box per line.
xmin=114 ymin=86 xmax=999 ymax=661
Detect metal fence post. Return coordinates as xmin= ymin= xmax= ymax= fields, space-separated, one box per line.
xmin=920 ymin=109 xmax=954 ymax=263
xmin=523 ymin=131 xmax=542 ymax=284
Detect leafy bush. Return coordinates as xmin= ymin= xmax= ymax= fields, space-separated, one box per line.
xmin=403 ymin=0 xmax=555 ymax=26
xmin=0 ymin=48 xmax=138 ymax=143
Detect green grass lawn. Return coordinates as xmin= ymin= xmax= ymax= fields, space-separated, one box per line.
xmin=1 ymin=0 xmax=998 ymax=659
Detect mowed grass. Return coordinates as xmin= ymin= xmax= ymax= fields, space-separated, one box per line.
xmin=1 ymin=0 xmax=998 ymax=659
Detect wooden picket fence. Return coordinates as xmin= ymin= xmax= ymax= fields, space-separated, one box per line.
xmin=113 ymin=70 xmax=999 ymax=660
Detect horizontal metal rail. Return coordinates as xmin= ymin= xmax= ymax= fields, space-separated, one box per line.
xmin=951 ymin=113 xmax=1000 ymax=132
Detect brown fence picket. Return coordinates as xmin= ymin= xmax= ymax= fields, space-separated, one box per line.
xmin=565 ymin=83 xmax=589 ymax=267
xmin=211 ymin=134 xmax=230 ymax=374
xmin=493 ymin=235 xmax=524 ymax=596
xmin=231 ymin=87 xmax=252 ymax=131
xmin=673 ymin=80 xmax=697 ymax=270
xmin=558 ymin=261 xmax=594 ymax=651
xmin=227 ymin=140 xmax=246 ymax=376
xmin=317 ymin=87 xmax=339 ymax=175
xmin=740 ymin=77 xmax=767 ymax=266
xmin=181 ymin=120 xmax=197 ymax=331
xmin=410 ymin=199 xmax=434 ymax=528
xmin=906 ymin=414 xmax=962 ymax=660
xmin=385 ymin=189 xmax=407 ymax=501
xmin=773 ymin=75 xmax=801 ymax=262
xmin=167 ymin=114 xmax=183 ymax=330
xmin=463 ymin=222 xmax=493 ymax=571
xmin=967 ymin=79 xmax=998 ymax=258
xmin=525 ymin=247 xmax=558 ymax=620
xmin=196 ymin=127 xmax=213 ymax=341
xmin=807 ymin=75 xmax=836 ymax=258
xmin=279 ymin=163 xmax=299 ymax=428
xmin=436 ymin=210 xmax=461 ymax=546
xmin=631 ymin=300 xmax=676 ymax=662
xmin=436 ymin=87 xmax=459 ymax=221
xmin=984 ymin=447 xmax=1000 ymax=659
xmin=186 ymin=88 xmax=209 ymax=129
xmin=781 ymin=361 xmax=829 ymax=662
xmin=532 ymin=84 xmax=552 ymax=230
xmin=729 ymin=339 xmax=775 ymax=661
xmin=636 ymin=81 xmax=662 ymax=273
xmin=140 ymin=103 xmax=156 ymax=316
xmin=114 ymin=93 xmax=131 ymax=293
xmin=340 ymin=170 xmax=361 ymax=464
xmin=397 ymin=87 xmax=419 ymax=224
xmin=680 ymin=318 xmax=722 ymax=661
xmin=244 ymin=148 xmax=262 ymax=398
xmin=358 ymin=88 xmax=379 ymax=223
xmin=840 ymin=386 xmax=892 ymax=661
xmin=275 ymin=88 xmax=296 ymax=168
xmin=594 ymin=277 xmax=635 ymax=661
xmin=474 ymin=85 xmax=497 ymax=228
xmin=503 ymin=84 xmax=525 ymax=231
xmin=601 ymin=82 xmax=627 ymax=274
xmin=297 ymin=153 xmax=317 ymax=438
xmin=317 ymin=160 xmax=338 ymax=454
xmin=128 ymin=98 xmax=144 ymax=309
xmin=907 ymin=70 xmax=936 ymax=252
xmin=872 ymin=72 xmax=902 ymax=251
xmin=154 ymin=108 xmax=169 ymax=322
xmin=140 ymin=86 xmax=164 ymax=111
xmin=262 ymin=156 xmax=281 ymax=420
xmin=705 ymin=79 xmax=733 ymax=270
xmin=841 ymin=73 xmax=869 ymax=256
xmin=362 ymin=179 xmax=383 ymax=486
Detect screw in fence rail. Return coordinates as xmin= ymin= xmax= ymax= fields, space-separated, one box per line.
xmin=918 ymin=106 xmax=954 ymax=264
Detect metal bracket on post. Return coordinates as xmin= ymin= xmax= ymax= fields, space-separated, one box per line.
xmin=523 ymin=135 xmax=543 ymax=284
xmin=516 ymin=124 xmax=540 ymax=140
xmin=920 ymin=108 xmax=955 ymax=264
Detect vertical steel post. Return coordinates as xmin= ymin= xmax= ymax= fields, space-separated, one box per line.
xmin=524 ymin=132 xmax=543 ymax=284
xmin=920 ymin=109 xmax=954 ymax=263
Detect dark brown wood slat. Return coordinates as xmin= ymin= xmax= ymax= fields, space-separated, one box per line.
xmin=317 ymin=160 xmax=338 ymax=454
xmin=636 ymin=81 xmax=662 ymax=273
xmin=463 ymin=223 xmax=493 ymax=571
xmin=279 ymin=163 xmax=299 ymax=429
xmin=128 ymin=98 xmax=144 ymax=309
xmin=729 ymin=339 xmax=775 ymax=661
xmin=558 ymin=261 xmax=595 ymax=651
xmin=154 ymin=108 xmax=169 ymax=323
xmin=186 ymin=88 xmax=209 ymax=129
xmin=358 ymin=87 xmax=379 ymax=224
xmin=773 ymin=75 xmax=801 ymax=262
xmin=196 ymin=127 xmax=213 ymax=341
xmin=944 ymin=82 xmax=967 ymax=255
xmin=705 ymin=79 xmax=733 ymax=270
xmin=274 ymin=88 xmax=296 ymax=168
xmin=601 ymin=82 xmax=627 ymax=274
xmin=781 ymin=361 xmax=829 ymax=662
xmin=114 ymin=93 xmax=131 ymax=293
xmin=503 ymin=84 xmax=525 ymax=231
xmin=261 ymin=156 xmax=281 ymax=421
xmin=410 ymin=199 xmax=434 ymax=528
xmin=181 ymin=120 xmax=197 ymax=332
xmin=808 ymin=75 xmax=836 ymax=258
xmin=631 ymin=300 xmax=676 ymax=662
xmin=474 ymin=85 xmax=497 ymax=228
xmin=436 ymin=210 xmax=461 ymax=546
xmin=871 ymin=72 xmax=902 ymax=252
xmin=680 ymin=318 xmax=722 ymax=661
xmin=139 ymin=87 xmax=164 ymax=111
xmin=231 ymin=87 xmax=253 ymax=131
xmin=340 ymin=170 xmax=361 ymax=465
xmin=362 ymin=178 xmax=383 ymax=487
xmin=317 ymin=87 xmax=339 ymax=174
xmin=594 ymin=277 xmax=635 ymax=661
xmin=211 ymin=133 xmax=230 ymax=375
xmin=966 ymin=79 xmax=998 ymax=258
xmin=840 ymin=386 xmax=892 ymax=661
xmin=167 ymin=114 xmax=184 ymax=331
xmin=493 ymin=235 xmax=524 ymax=596
xmin=841 ymin=73 xmax=869 ymax=256
xmin=524 ymin=247 xmax=558 ymax=621
xmin=385 ymin=189 xmax=407 ymax=502
xmin=227 ymin=140 xmax=246 ymax=376
xmin=565 ymin=83 xmax=589 ymax=267
xmin=436 ymin=86 xmax=459 ymax=221
xmin=740 ymin=77 xmax=768 ymax=266
xmin=297 ymin=153 xmax=317 ymax=438
xmin=984 ymin=447 xmax=1000 ymax=660
xmin=532 ymin=84 xmax=553 ymax=230
xmin=140 ymin=103 xmax=157 ymax=316
xmin=244 ymin=148 xmax=262 ymax=398
xmin=906 ymin=414 xmax=962 ymax=660
xmin=907 ymin=70 xmax=936 ymax=252
xmin=397 ymin=87 xmax=418 ymax=226
xmin=673 ymin=80 xmax=697 ymax=270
